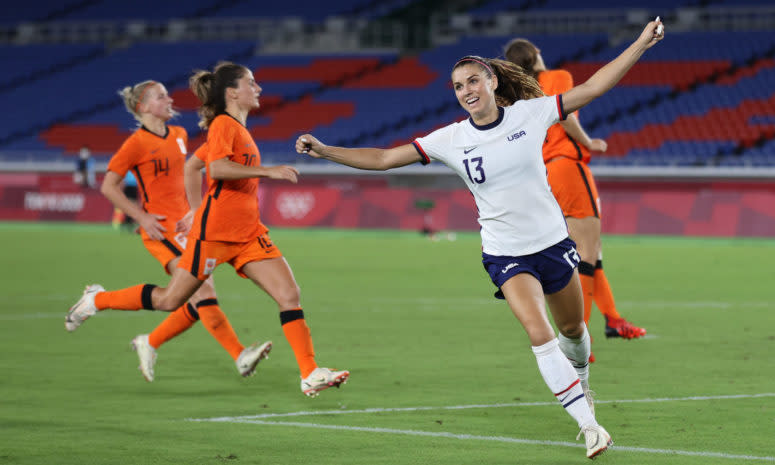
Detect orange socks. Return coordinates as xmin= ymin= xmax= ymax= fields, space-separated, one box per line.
xmin=197 ymin=299 xmax=244 ymax=360
xmin=280 ymin=309 xmax=317 ymax=378
xmin=593 ymin=261 xmax=622 ymax=320
xmin=148 ymin=303 xmax=198 ymax=349
xmin=94 ymin=284 xmax=156 ymax=311
xmin=577 ymin=262 xmax=595 ymax=326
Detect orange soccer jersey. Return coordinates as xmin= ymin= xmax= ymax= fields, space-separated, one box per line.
xmin=538 ymin=69 xmax=590 ymax=164
xmin=107 ymin=125 xmax=190 ymax=239
xmin=188 ymin=114 xmax=267 ymax=243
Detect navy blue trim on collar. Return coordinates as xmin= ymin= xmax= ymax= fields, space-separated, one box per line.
xmin=140 ymin=125 xmax=169 ymax=139
xmin=468 ymin=107 xmax=504 ymax=131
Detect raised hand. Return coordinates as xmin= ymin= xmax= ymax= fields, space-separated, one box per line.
xmin=638 ymin=17 xmax=665 ymax=50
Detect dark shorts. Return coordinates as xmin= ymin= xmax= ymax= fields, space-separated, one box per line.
xmin=482 ymin=237 xmax=579 ymax=299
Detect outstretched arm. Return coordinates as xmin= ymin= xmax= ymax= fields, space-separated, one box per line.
xmin=563 ymin=18 xmax=664 ymax=115
xmin=208 ymin=158 xmax=299 ymax=183
xmin=295 ymin=134 xmax=422 ymax=170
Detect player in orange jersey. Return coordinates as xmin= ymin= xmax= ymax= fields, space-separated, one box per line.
xmin=67 ymin=65 xmax=348 ymax=397
xmin=76 ymin=80 xmax=272 ymax=382
xmin=504 ymin=39 xmax=647 ymax=351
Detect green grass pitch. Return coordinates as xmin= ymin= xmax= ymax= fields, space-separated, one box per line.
xmin=1 ymin=222 xmax=773 ymax=464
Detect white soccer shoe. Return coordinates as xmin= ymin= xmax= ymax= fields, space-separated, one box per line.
xmin=131 ymin=334 xmax=157 ymax=382
xmin=236 ymin=341 xmax=272 ymax=377
xmin=300 ymin=367 xmax=350 ymax=397
xmin=65 ymin=284 xmax=104 ymax=332
xmin=577 ymin=424 xmax=613 ymax=459
xmin=581 ymin=381 xmax=595 ymax=417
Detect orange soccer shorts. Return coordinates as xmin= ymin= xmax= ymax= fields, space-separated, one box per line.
xmin=177 ymin=232 xmax=283 ymax=281
xmin=546 ymin=156 xmax=601 ymax=219
xmin=142 ymin=231 xmax=189 ymax=272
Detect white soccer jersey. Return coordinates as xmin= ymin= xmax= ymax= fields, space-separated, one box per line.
xmin=414 ymin=95 xmax=569 ymax=256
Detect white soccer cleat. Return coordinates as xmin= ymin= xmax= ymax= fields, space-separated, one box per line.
xmin=577 ymin=424 xmax=613 ymax=459
xmin=131 ymin=334 xmax=157 ymax=382
xmin=581 ymin=381 xmax=595 ymax=417
xmin=236 ymin=341 xmax=272 ymax=377
xmin=300 ymin=367 xmax=350 ymax=397
xmin=65 ymin=284 xmax=104 ymax=332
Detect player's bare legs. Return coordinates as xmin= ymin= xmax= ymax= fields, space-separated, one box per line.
xmin=500 ymin=272 xmax=601 ymax=445
xmin=565 ymin=217 xmax=601 ymax=266
xmin=500 ymin=273 xmax=555 ymax=346
xmin=545 ymin=271 xmax=586 ymax=339
xmin=241 ymin=257 xmax=300 ymax=310
xmin=567 ymin=216 xmax=646 ymax=340
xmin=241 ymin=257 xmax=348 ymax=397
xmin=149 ymin=267 xmax=205 ymax=311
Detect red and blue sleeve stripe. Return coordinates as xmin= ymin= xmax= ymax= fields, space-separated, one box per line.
xmin=412 ymin=141 xmax=431 ymax=165
xmin=556 ymin=94 xmax=567 ymax=121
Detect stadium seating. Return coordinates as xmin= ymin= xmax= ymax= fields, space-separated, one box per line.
xmin=0 ymin=0 xmax=413 ymax=24
xmin=1 ymin=4 xmax=774 ymax=167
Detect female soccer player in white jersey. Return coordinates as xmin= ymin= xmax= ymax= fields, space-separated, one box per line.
xmin=295 ymin=19 xmax=663 ymax=459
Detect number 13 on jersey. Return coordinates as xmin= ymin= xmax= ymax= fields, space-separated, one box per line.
xmin=463 ymin=156 xmax=486 ymax=184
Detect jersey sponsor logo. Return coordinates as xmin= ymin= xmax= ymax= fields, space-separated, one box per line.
xmin=203 ymin=258 xmax=217 ymax=276
xmin=507 ymin=130 xmax=527 ymax=142
xmin=176 ymin=137 xmax=187 ymax=154
xmin=463 ymin=146 xmax=477 ymax=154
xmin=501 ymin=262 xmax=519 ymax=274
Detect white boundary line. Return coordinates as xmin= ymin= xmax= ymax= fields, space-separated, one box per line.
xmin=189 ymin=393 xmax=775 ymax=462
xmin=192 ymin=392 xmax=775 ymax=421
xmin=218 ymin=420 xmax=775 ymax=462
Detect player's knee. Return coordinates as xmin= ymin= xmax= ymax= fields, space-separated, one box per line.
xmin=558 ymin=321 xmax=585 ymax=339
xmin=275 ymin=283 xmax=301 ymax=309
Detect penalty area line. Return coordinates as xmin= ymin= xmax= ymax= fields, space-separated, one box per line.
xmin=210 ymin=419 xmax=775 ymax=462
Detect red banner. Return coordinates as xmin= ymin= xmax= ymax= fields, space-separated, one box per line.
xmin=0 ymin=173 xmax=113 ymax=222
xmin=2 ymin=173 xmax=774 ymax=237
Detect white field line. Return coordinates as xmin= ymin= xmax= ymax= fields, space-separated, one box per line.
xmin=206 ymin=420 xmax=775 ymax=462
xmin=191 ymin=392 xmax=775 ymax=422
xmin=189 ymin=393 xmax=775 ymax=462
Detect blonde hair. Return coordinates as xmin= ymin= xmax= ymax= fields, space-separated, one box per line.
xmin=452 ymin=55 xmax=544 ymax=106
xmin=118 ymin=80 xmax=158 ymax=123
xmin=189 ymin=61 xmax=249 ymax=129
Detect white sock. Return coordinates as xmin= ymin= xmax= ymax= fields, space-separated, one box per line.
xmin=532 ymin=338 xmax=596 ymax=428
xmin=558 ymin=325 xmax=591 ymax=385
